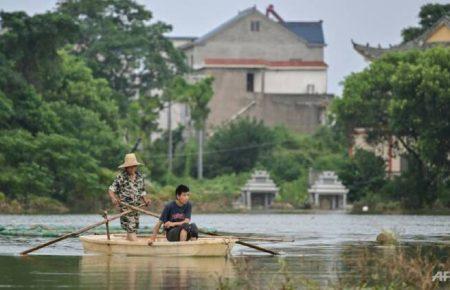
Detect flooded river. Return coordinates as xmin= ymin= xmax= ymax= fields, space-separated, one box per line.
xmin=1 ymin=213 xmax=449 ymax=289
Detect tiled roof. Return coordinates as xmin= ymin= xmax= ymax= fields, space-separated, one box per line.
xmin=181 ymin=7 xmax=326 ymax=49
xmin=283 ymin=21 xmax=325 ymax=45
xmin=352 ymin=15 xmax=450 ymax=60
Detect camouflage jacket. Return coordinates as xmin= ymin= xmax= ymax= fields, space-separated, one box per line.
xmin=109 ymin=170 xmax=147 ymax=204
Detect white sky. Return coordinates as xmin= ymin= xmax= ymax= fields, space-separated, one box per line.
xmin=0 ymin=0 xmax=447 ymax=95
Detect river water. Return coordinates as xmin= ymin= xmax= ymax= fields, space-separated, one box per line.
xmin=0 ymin=213 xmax=449 ymax=289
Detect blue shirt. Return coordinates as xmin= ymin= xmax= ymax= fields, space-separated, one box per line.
xmin=159 ymin=201 xmax=192 ymax=225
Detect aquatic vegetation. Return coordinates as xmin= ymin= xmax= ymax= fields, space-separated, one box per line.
xmin=337 ymin=244 xmax=450 ymax=290
xmin=376 ymin=229 xmax=398 ymax=245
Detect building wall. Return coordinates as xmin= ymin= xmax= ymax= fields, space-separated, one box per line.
xmin=176 ymin=9 xmax=330 ymax=134
xmin=426 ymin=25 xmax=450 ymax=43
xmin=186 ymin=11 xmax=324 ymax=68
xmin=254 ymin=69 xmax=327 ymax=94
xmin=352 ymin=131 xmax=403 ymax=175
xmin=201 ymin=67 xmax=331 ymax=133
xmin=259 ymin=94 xmax=331 ymax=133
xmin=201 ymin=68 xmax=257 ymax=129
xmin=153 ymin=102 xmax=190 ymax=140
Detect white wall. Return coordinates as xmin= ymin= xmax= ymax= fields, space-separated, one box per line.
xmin=254 ymin=69 xmax=327 ymax=94
xmin=152 ymin=102 xmax=190 ymax=141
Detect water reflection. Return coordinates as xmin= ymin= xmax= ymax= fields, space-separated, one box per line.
xmin=79 ymin=255 xmax=235 ymax=289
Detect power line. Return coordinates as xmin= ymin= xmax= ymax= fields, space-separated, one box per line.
xmin=147 ymin=139 xmax=288 ymax=160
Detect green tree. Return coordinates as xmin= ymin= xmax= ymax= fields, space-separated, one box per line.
xmin=333 ymin=47 xmax=450 ymax=208
xmin=337 ymin=149 xmax=386 ymax=202
xmin=401 ymin=4 xmax=450 ymax=42
xmin=205 ymin=118 xmax=275 ymax=178
xmin=0 ymin=11 xmax=126 ymax=211
xmin=177 ymin=77 xmax=214 ymax=179
xmin=0 ymin=11 xmax=79 ymax=93
xmin=57 ymin=0 xmax=187 ymax=144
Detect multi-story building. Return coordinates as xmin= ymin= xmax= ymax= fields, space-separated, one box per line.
xmin=161 ymin=5 xmax=333 ymax=135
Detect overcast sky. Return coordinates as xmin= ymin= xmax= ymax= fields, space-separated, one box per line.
xmin=1 ymin=0 xmax=447 ymax=95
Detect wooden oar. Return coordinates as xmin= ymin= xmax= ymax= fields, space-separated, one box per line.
xmin=20 ymin=206 xmax=140 ymax=255
xmin=121 ymin=203 xmax=280 ymax=256
xmin=201 ymin=235 xmax=293 ymax=243
xmin=198 ymin=228 xmax=294 ymax=242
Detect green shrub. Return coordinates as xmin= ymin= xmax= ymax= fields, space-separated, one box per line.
xmin=26 ymin=195 xmax=69 ymax=214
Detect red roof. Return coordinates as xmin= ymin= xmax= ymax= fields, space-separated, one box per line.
xmin=204 ymin=58 xmax=327 ymax=68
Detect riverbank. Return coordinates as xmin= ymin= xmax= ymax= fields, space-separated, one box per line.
xmin=0 ymin=195 xmax=450 ymax=215
xmin=2 ymin=194 xmax=450 ymax=215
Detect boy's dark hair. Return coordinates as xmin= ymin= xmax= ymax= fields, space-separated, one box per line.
xmin=175 ymin=184 xmax=190 ymax=197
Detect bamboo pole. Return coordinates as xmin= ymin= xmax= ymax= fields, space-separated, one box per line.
xmin=20 ymin=207 xmax=139 ymax=255
xmin=102 ymin=211 xmax=111 ymax=240
xmin=121 ymin=202 xmax=281 ymax=255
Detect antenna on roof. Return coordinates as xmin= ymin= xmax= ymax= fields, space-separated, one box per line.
xmin=266 ymin=4 xmax=284 ymax=23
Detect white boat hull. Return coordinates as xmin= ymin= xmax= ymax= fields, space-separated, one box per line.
xmin=80 ymin=235 xmax=236 ymax=257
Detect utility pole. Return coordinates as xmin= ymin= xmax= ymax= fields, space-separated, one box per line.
xmin=197 ymin=128 xmax=203 ymax=179
xmin=167 ymin=99 xmax=173 ymax=173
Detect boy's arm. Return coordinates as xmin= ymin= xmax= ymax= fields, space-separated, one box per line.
xmin=149 ymin=221 xmax=162 ymax=244
xmin=163 ymin=219 xmax=190 ymax=228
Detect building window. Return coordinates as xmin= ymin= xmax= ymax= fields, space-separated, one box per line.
xmin=307 ymin=84 xmax=315 ymax=94
xmin=250 ymin=21 xmax=260 ymax=32
xmin=246 ymin=73 xmax=254 ymax=92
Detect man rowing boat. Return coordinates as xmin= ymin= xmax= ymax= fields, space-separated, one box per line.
xmin=148 ymin=184 xmax=198 ymax=244
xmin=108 ymin=153 xmax=151 ymax=241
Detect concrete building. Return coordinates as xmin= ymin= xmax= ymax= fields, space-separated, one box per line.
xmin=171 ymin=5 xmax=333 ymax=134
xmin=308 ymin=171 xmax=348 ymax=210
xmin=240 ymin=170 xmax=279 ymax=210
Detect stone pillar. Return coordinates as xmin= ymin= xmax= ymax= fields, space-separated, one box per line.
xmin=343 ymin=193 xmax=347 ymax=209
xmin=314 ymin=192 xmax=319 ymax=207
xmin=331 ymin=195 xmax=336 ymax=209
xmin=264 ymin=193 xmax=269 ymax=209
xmin=246 ymin=191 xmax=252 ymax=210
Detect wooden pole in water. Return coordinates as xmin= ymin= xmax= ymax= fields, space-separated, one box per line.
xmin=121 ymin=202 xmax=281 ymax=256
xmin=20 ymin=207 xmax=140 ymax=255
xmin=102 ymin=211 xmax=111 ymax=240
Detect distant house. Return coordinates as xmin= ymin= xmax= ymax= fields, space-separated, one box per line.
xmin=351 ymin=16 xmax=450 ymax=175
xmin=308 ymin=171 xmax=348 ymax=210
xmin=240 ymin=170 xmax=279 ymax=210
xmin=166 ymin=5 xmax=333 ymax=134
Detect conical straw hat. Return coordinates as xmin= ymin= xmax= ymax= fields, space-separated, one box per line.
xmin=118 ymin=153 xmax=143 ymax=168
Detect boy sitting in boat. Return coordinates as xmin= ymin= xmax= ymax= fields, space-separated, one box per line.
xmin=148 ymin=184 xmax=198 ymax=244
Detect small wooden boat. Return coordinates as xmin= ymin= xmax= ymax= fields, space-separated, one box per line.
xmin=80 ymin=234 xmax=237 ymax=257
